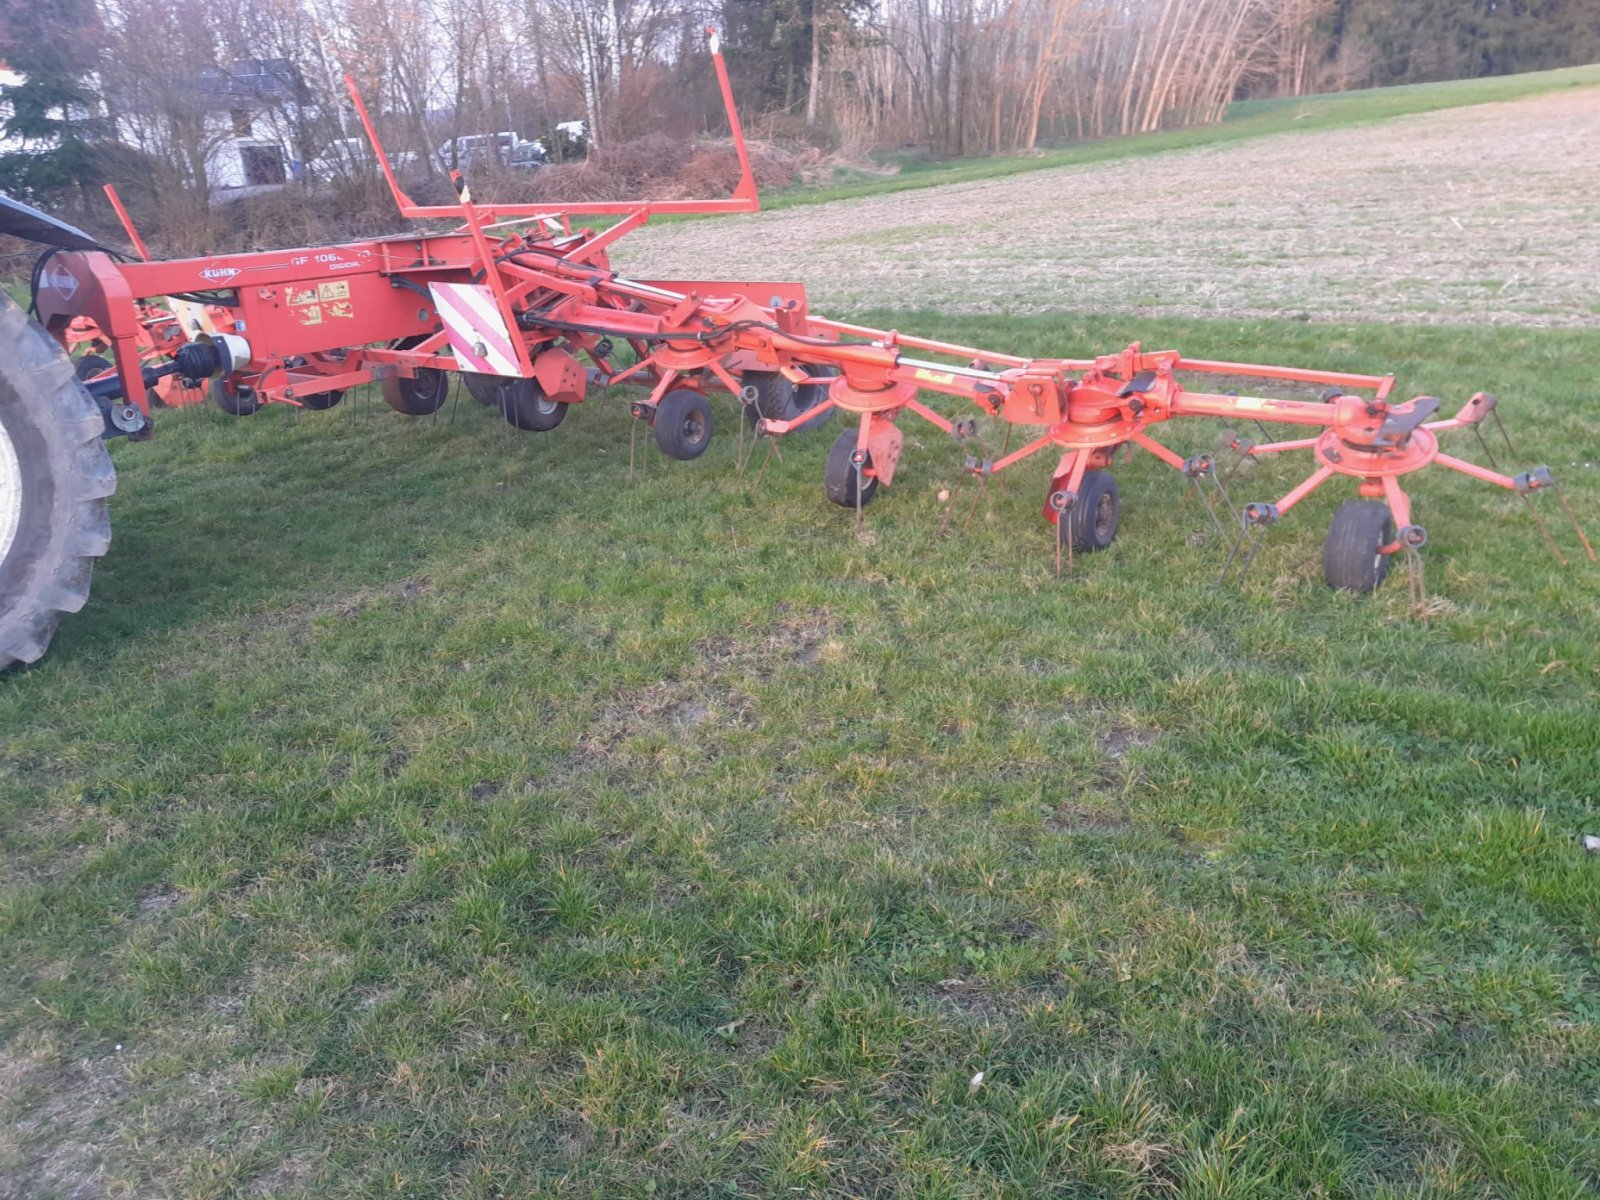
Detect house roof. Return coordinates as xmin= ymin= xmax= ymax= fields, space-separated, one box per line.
xmin=196 ymin=59 xmax=311 ymax=108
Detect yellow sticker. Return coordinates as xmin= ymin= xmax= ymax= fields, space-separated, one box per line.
xmin=287 ymin=286 xmax=318 ymax=307
xmin=327 ymin=301 xmax=355 ymax=319
xmin=298 ymin=305 xmax=323 ymax=325
xmin=318 ymin=281 xmax=350 ymax=302
xmin=914 ymin=368 xmax=956 ymax=386
xmin=1233 ymin=396 xmax=1263 ymax=411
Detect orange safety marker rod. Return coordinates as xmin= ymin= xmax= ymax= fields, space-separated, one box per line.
xmin=102 ymin=184 xmax=150 ymax=261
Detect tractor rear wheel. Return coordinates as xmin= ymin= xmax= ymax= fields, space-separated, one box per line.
xmin=1324 ymin=500 xmax=1394 ymax=592
xmin=0 ymin=291 xmax=116 ymax=670
xmin=464 ymin=374 xmax=567 ymax=432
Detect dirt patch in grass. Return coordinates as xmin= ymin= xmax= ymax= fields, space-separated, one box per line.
xmin=1097 ymin=721 xmax=1162 ymax=759
xmin=574 ymin=606 xmax=837 ymax=764
xmin=0 ymin=1043 xmax=126 ymax=1199
xmin=1045 ymin=799 xmax=1131 ymax=834
xmin=619 ymin=89 xmax=1600 ymax=327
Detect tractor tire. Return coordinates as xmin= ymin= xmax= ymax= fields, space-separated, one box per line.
xmin=653 ymin=389 xmax=714 ymax=460
xmin=1064 ymin=470 xmax=1119 ymax=554
xmin=823 ymin=429 xmax=877 ymax=508
xmin=464 ymin=374 xmax=567 ymax=432
xmin=1324 ymin=500 xmax=1394 ymax=592
xmin=0 ymin=291 xmax=116 ymax=670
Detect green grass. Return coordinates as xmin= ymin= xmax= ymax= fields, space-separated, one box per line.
xmin=3 ymin=312 xmax=1598 ymax=1197
xmin=750 ymin=64 xmax=1600 ymax=213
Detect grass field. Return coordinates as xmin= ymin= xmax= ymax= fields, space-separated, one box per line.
xmin=757 ymin=63 xmax=1600 ymax=212
xmin=3 ymin=308 xmax=1598 ymax=1197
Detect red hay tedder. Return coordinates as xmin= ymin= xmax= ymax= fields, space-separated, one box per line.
xmin=0 ymin=34 xmax=1590 ymax=669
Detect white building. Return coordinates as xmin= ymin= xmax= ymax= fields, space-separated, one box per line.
xmin=192 ymin=59 xmax=316 ymax=192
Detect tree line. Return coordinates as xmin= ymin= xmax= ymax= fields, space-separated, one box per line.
xmin=2 ymin=0 xmax=1595 ymax=211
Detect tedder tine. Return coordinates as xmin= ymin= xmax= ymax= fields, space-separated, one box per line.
xmin=1521 ymin=494 xmax=1566 ymax=566
xmin=1553 ymin=484 xmax=1596 ymax=563
xmin=1216 ymin=505 xmax=1275 ymax=589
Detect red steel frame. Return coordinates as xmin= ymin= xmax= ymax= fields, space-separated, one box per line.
xmin=23 ymin=32 xmax=1590 ymax=588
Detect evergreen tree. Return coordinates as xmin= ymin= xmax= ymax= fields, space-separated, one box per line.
xmin=0 ymin=0 xmax=107 ymax=202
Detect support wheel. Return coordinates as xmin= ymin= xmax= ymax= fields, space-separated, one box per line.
xmin=464 ymin=374 xmax=566 ymax=432
xmin=298 ymin=389 xmax=344 ymax=411
xmin=653 ymin=389 xmax=713 ymax=460
xmin=212 ymin=380 xmax=260 ymax=416
xmin=742 ymin=365 xmax=837 ymax=430
xmin=1055 ymin=469 xmax=1119 ymax=553
xmin=74 ymin=354 xmax=113 ymax=381
xmin=0 ymin=290 xmax=116 ymax=670
xmin=824 ymin=429 xmax=877 ymax=508
xmin=1324 ymin=499 xmax=1394 ymax=592
xmin=383 ymin=335 xmax=448 ymax=415
xmin=385 ymin=369 xmax=447 ymax=416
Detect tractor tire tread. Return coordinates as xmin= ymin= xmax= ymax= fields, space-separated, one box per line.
xmin=0 ymin=290 xmax=116 ymax=670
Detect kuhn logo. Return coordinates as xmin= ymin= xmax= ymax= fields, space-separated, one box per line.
xmin=199 ymin=265 xmax=240 ymax=282
xmin=46 ymin=264 xmax=78 ymax=299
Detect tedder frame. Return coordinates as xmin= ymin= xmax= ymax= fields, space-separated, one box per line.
xmin=0 ymin=31 xmax=1591 ymax=668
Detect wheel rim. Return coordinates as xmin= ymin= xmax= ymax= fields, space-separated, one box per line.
xmin=535 ymin=396 xmax=558 ymax=416
xmin=0 ymin=416 xmax=20 ymax=565
xmin=682 ymin=411 xmax=705 ymax=444
xmin=1093 ymin=492 xmax=1116 ymax=542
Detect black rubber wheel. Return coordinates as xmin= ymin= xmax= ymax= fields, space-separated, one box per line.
xmin=74 ymin=354 xmax=113 ymax=381
xmin=382 ymin=336 xmax=448 ymax=415
xmin=653 ymin=389 xmax=713 ymax=460
xmin=298 ymin=389 xmax=344 ymax=411
xmin=386 ymin=368 xmax=447 ymax=416
xmin=1064 ymin=470 xmax=1119 ymax=553
xmin=1324 ymin=499 xmax=1394 ymax=592
xmin=742 ymin=365 xmax=837 ymax=431
xmin=823 ymin=429 xmax=877 ymax=508
xmin=0 ymin=291 xmax=116 ymax=670
xmin=212 ymin=380 xmax=261 ymax=416
xmin=464 ymin=374 xmax=567 ymax=432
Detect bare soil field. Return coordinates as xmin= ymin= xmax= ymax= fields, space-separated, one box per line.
xmin=617 ymin=88 xmax=1600 ymax=327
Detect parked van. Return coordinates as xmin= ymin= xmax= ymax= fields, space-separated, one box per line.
xmin=436 ymin=132 xmax=518 ymax=170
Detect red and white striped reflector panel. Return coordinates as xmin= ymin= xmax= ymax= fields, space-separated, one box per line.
xmin=428 ymin=283 xmax=523 ymax=376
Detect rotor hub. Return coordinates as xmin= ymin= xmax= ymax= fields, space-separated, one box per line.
xmin=1315 ymin=425 xmax=1439 ymax=479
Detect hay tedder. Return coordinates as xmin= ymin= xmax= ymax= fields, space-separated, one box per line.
xmin=0 ymin=35 xmax=1590 ymax=669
